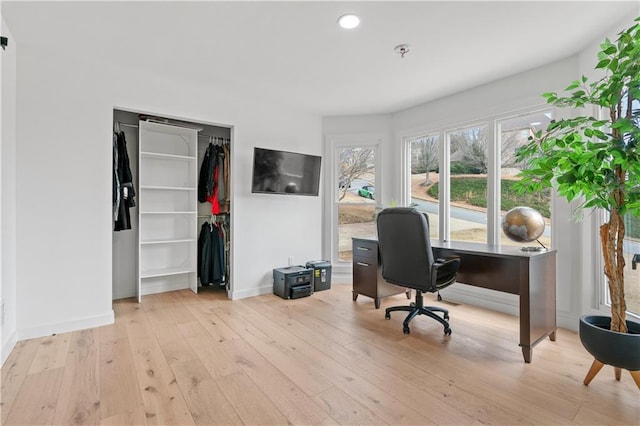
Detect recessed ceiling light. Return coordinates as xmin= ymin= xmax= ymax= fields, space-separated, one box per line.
xmin=338 ymin=14 xmax=360 ymax=29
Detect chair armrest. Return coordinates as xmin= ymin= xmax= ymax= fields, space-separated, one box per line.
xmin=431 ymin=256 xmax=460 ymax=290
xmin=434 ymin=256 xmax=461 ymax=270
xmin=435 ymin=255 xmax=459 ymax=262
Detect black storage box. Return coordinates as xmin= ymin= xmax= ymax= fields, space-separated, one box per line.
xmin=273 ymin=266 xmax=313 ymax=299
xmin=305 ymin=260 xmax=332 ymax=292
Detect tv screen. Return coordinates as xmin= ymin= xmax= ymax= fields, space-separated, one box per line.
xmin=251 ymin=147 xmax=321 ymax=196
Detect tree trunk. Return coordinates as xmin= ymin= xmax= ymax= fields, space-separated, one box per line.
xmin=599 ymin=208 xmax=627 ymax=333
xmin=421 ymin=171 xmax=432 ymax=187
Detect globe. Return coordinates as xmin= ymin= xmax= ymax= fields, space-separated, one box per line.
xmin=501 ymin=206 xmax=546 ymax=250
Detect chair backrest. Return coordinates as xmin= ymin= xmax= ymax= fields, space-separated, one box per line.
xmin=376 ymin=207 xmax=436 ymax=292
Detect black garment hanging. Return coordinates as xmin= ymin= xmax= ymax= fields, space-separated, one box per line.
xmin=198 ymin=220 xmax=225 ymax=286
xmin=113 ymin=133 xmax=121 ymax=223
xmin=113 ymin=131 xmax=136 ymax=231
xmin=198 ymin=143 xmax=218 ymax=203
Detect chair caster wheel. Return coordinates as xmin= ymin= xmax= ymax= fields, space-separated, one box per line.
xmin=410 ymin=302 xmax=416 ymax=307
xmin=444 ymin=328 xmax=452 ymax=336
xmin=444 ymin=313 xmax=449 ymax=320
xmin=437 ymin=293 xmax=443 ymax=301
xmin=403 ymin=326 xmax=410 ymax=334
xmin=385 ymin=312 xmax=391 ymax=320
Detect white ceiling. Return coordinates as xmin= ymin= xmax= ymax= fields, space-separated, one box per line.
xmin=3 ymin=1 xmax=638 ymax=116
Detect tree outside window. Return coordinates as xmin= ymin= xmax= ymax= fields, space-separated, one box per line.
xmin=499 ymin=112 xmax=553 ymax=248
xmin=408 ymin=135 xmax=440 ymax=240
xmin=336 ymin=146 xmax=376 ymax=262
xmin=448 ymin=125 xmax=489 ymax=243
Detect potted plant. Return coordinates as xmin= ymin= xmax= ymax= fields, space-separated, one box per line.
xmin=515 ymin=17 xmax=640 ymax=388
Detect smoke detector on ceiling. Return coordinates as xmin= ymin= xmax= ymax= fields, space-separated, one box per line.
xmin=394 ymin=44 xmax=410 ymax=58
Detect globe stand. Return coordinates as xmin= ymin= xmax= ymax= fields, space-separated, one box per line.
xmin=522 ymin=239 xmax=547 ymax=252
xmin=521 ymin=246 xmax=547 ymax=252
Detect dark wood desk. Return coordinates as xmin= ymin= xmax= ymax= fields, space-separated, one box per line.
xmin=356 ymin=238 xmax=557 ymax=363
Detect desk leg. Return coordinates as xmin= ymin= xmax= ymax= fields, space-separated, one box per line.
xmin=522 ymin=346 xmax=532 ymax=363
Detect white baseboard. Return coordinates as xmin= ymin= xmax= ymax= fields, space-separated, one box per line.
xmin=340 ymin=268 xmax=578 ymax=332
xmin=113 ymin=287 xmax=136 ymax=300
xmin=443 ymin=285 xmax=583 ymax=332
xmin=229 ymin=284 xmax=272 ymax=300
xmin=440 ymin=284 xmax=520 ymax=316
xmin=17 ymin=310 xmax=115 ymax=341
xmin=557 ymin=312 xmax=579 ymax=332
xmin=1 ymin=330 xmax=17 ymax=367
xmin=140 ymin=281 xmax=189 ymax=296
xmin=332 ymin=270 xmax=352 ymax=285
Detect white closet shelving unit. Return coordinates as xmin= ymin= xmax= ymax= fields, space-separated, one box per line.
xmin=137 ymin=121 xmax=199 ymax=302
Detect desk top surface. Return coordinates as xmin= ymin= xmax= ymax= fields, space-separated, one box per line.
xmin=353 ymin=236 xmax=556 ymax=259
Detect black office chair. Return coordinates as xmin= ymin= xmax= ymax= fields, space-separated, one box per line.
xmin=376 ymin=207 xmax=460 ymax=335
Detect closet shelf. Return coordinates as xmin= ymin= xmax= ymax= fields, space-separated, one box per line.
xmin=140 ymin=211 xmax=196 ymax=215
xmin=140 ymin=151 xmax=196 ymax=161
xmin=140 ymin=185 xmax=196 ymax=191
xmin=136 ymin=120 xmax=202 ymax=301
xmin=140 ymin=267 xmax=195 ymax=279
xmin=140 ymin=238 xmax=195 ymax=245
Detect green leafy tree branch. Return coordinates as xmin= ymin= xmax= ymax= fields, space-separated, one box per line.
xmin=515 ymin=17 xmax=640 ymax=333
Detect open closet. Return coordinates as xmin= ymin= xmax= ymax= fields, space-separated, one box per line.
xmin=112 ymin=109 xmax=232 ymax=302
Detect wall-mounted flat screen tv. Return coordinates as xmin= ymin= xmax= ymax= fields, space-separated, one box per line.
xmin=251 ymin=147 xmax=321 ymax=196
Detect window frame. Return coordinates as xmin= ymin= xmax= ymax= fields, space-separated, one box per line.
xmin=402 ymin=108 xmax=554 ymax=247
xmin=596 ymin=209 xmax=640 ymax=320
xmin=328 ymin=135 xmax=381 ymax=266
xmin=404 ymin=132 xmax=442 ymax=240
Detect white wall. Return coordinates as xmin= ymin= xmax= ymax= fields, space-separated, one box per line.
xmin=12 ymin=40 xmax=322 ymax=341
xmin=1 ymin=16 xmax=18 ymax=364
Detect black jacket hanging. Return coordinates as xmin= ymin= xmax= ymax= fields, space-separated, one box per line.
xmin=198 ymin=143 xmax=217 ymax=203
xmin=114 ymin=131 xmax=136 ymax=231
xmin=198 ymin=221 xmax=225 ymax=286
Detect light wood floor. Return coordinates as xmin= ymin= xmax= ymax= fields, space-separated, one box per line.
xmin=2 ymin=284 xmax=639 ymax=425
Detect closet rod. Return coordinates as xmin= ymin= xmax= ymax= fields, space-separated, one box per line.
xmin=198 ymin=134 xmax=230 ymax=140
xmin=116 ymin=122 xmax=139 ymax=129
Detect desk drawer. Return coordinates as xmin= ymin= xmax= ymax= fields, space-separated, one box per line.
xmin=353 ymin=240 xmax=378 ymax=262
xmin=351 ymin=238 xmax=409 ymax=309
xmin=353 ymin=259 xmax=378 ymax=296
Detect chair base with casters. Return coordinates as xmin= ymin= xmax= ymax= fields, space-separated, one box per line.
xmin=385 ymin=290 xmax=451 ymax=335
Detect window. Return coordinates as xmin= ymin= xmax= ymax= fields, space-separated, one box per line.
xmin=600 ymin=93 xmax=639 ymax=318
xmin=448 ymin=125 xmax=488 ymax=243
xmin=623 ymin=213 xmax=640 ymax=316
xmin=601 ymin=212 xmax=640 ymax=318
xmin=407 ymin=134 xmax=440 ymax=240
xmin=336 ymin=146 xmax=377 ymax=262
xmin=404 ymin=110 xmax=554 ymax=247
xmin=498 ymin=111 xmax=553 ymax=248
